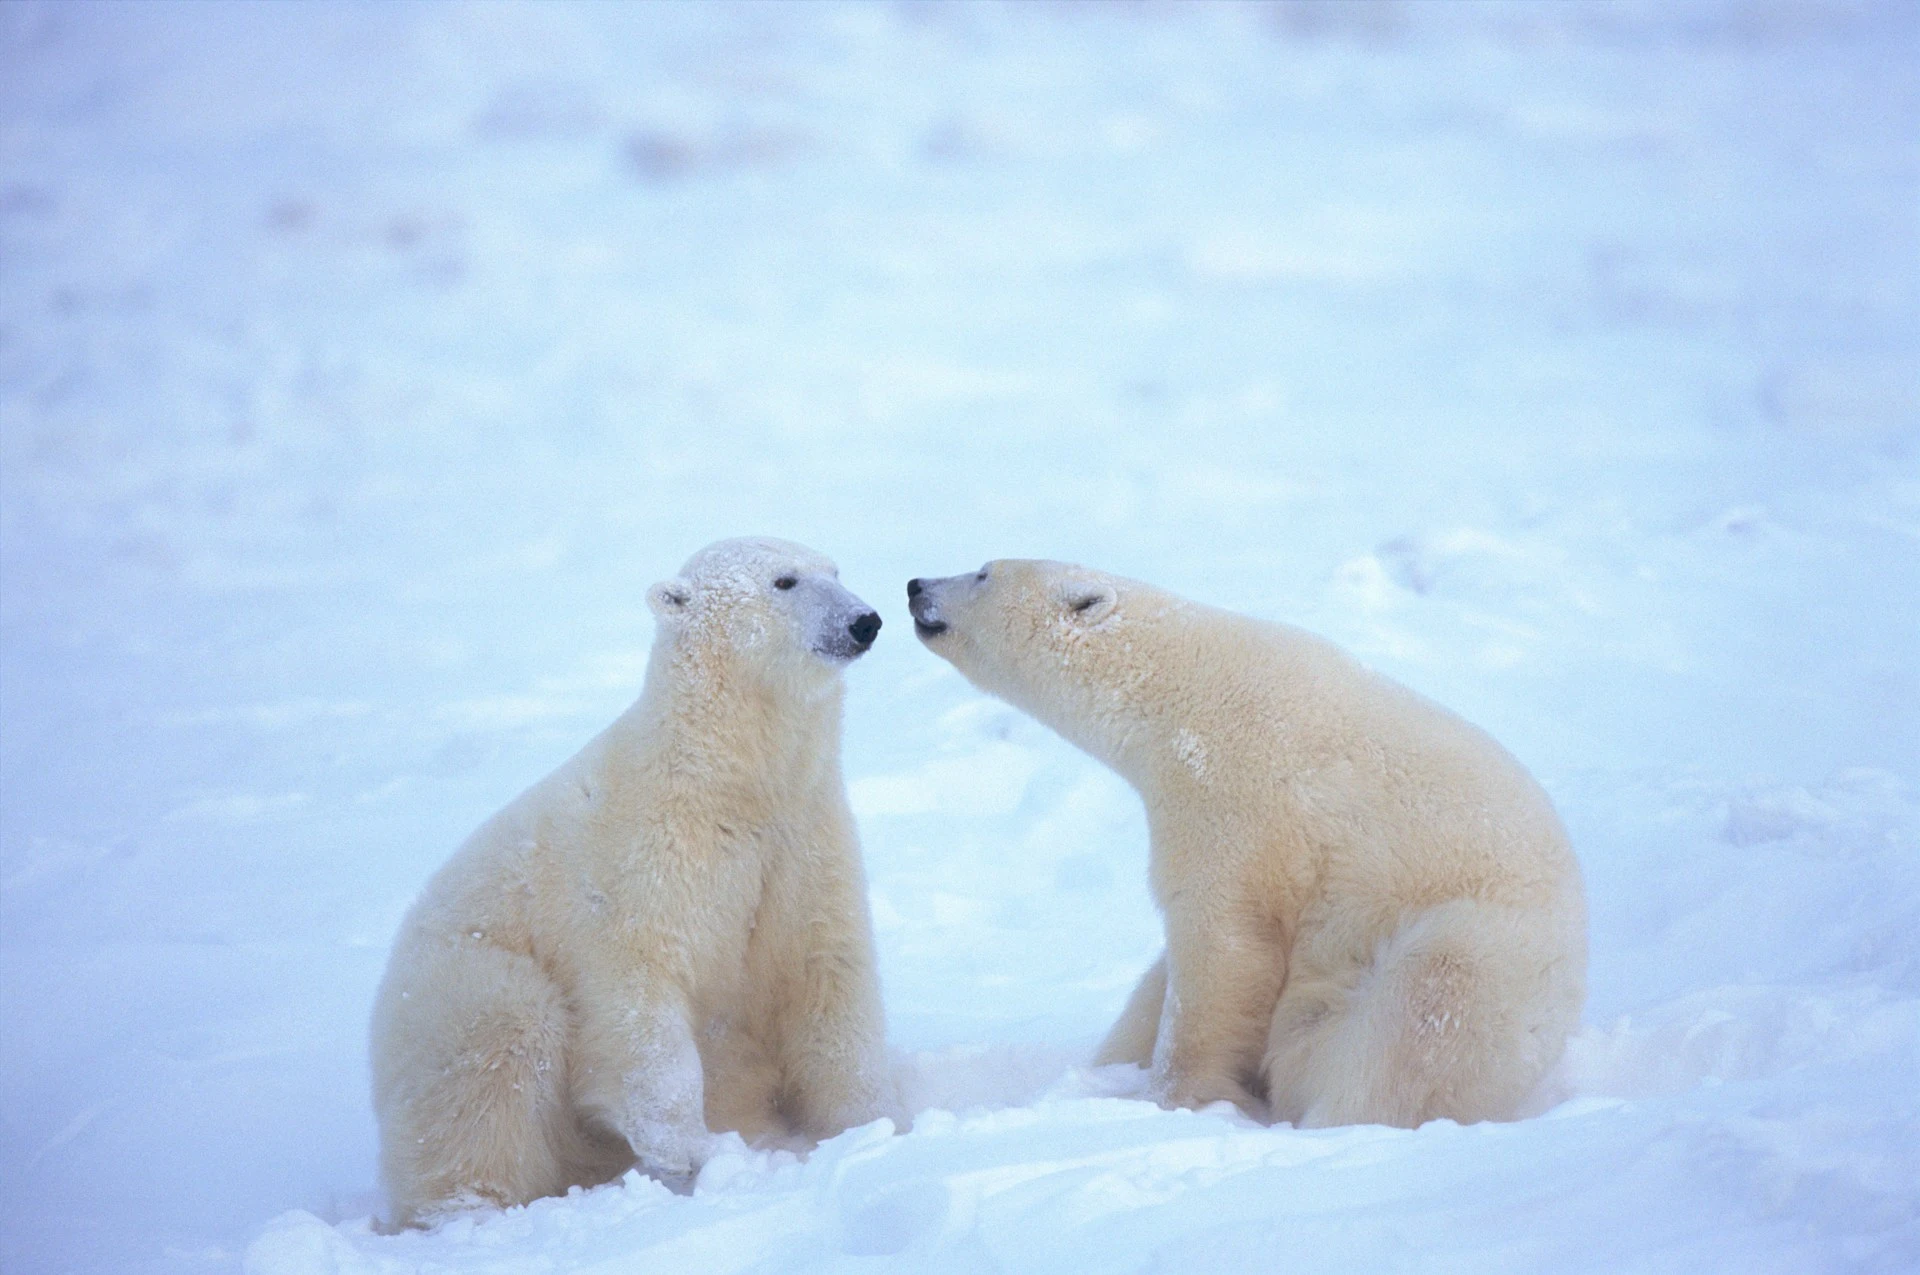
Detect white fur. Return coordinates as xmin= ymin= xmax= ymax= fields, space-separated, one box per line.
xmin=909 ymin=559 xmax=1586 ymax=1128
xmin=371 ymin=538 xmax=889 ymax=1226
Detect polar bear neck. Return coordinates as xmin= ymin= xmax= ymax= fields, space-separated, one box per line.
xmin=1007 ymin=601 xmax=1273 ymax=793
xmin=622 ymin=637 xmax=846 ymax=795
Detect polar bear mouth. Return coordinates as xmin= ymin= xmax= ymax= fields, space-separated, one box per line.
xmin=907 ymin=589 xmax=948 ymax=638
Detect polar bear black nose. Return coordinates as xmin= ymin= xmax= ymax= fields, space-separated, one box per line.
xmin=906 ymin=578 xmax=923 ymax=598
xmin=849 ymin=612 xmax=882 ymax=648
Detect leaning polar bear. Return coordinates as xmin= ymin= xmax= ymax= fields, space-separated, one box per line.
xmin=908 ymin=559 xmax=1585 ymax=1128
xmin=371 ymin=538 xmax=891 ymax=1225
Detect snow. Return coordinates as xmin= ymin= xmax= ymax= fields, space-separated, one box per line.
xmin=1 ymin=1 xmax=1915 ymax=1272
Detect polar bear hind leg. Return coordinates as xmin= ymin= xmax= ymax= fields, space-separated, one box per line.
xmin=375 ymin=943 xmax=621 ymax=1225
xmin=1264 ymin=899 xmax=1571 ymax=1129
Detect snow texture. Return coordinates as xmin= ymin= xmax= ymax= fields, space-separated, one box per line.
xmin=1 ymin=1 xmax=1916 ymax=1272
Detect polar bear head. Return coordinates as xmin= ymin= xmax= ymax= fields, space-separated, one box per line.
xmin=907 ymin=559 xmax=1174 ymax=762
xmin=649 ymin=538 xmax=881 ymax=686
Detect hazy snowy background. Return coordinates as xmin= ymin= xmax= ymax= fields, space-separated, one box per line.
xmin=2 ymin=2 xmax=1916 ymax=1272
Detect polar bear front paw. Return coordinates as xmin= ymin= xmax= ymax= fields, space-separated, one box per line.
xmin=626 ymin=1118 xmax=717 ymax=1190
xmin=1154 ymin=1071 xmax=1266 ymax=1120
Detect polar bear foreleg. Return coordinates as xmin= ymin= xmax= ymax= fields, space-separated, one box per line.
xmin=777 ymin=932 xmax=890 ymax=1138
xmin=702 ymin=1028 xmax=793 ymax=1146
xmin=758 ymin=815 xmax=892 ymax=1140
xmin=1149 ymin=906 xmax=1287 ymax=1117
xmin=572 ymin=982 xmax=714 ymax=1186
xmin=1093 ymin=953 xmax=1167 ymax=1066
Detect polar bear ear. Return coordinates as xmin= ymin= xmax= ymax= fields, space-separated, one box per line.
xmin=647 ymin=577 xmax=693 ymax=619
xmin=1060 ymin=581 xmax=1117 ymax=625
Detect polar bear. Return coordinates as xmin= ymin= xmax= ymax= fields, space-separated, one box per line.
xmin=908 ymin=559 xmax=1585 ymax=1128
xmin=370 ymin=538 xmax=891 ymax=1225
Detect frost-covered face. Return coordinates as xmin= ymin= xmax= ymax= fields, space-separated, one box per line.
xmin=906 ymin=559 xmax=1130 ymax=728
xmin=649 ymin=537 xmax=881 ymax=675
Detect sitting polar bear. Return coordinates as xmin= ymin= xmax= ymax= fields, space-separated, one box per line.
xmin=908 ymin=559 xmax=1585 ymax=1128
xmin=371 ymin=538 xmax=891 ymax=1225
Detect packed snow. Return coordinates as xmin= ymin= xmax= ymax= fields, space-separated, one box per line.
xmin=2 ymin=1 xmax=1916 ymax=1272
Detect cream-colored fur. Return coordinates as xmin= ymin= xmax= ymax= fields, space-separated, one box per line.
xmin=908 ymin=559 xmax=1585 ymax=1128
xmin=371 ymin=538 xmax=890 ymax=1226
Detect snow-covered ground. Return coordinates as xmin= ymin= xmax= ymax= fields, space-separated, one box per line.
xmin=3 ymin=1 xmax=1916 ymax=1271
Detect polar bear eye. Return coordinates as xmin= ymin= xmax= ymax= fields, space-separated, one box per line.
xmin=774 ymin=576 xmax=797 ymax=591
xmin=1071 ymin=596 xmax=1099 ymax=613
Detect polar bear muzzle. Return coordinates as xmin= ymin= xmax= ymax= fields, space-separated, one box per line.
xmin=906 ymin=574 xmax=963 ymax=638
xmin=804 ymin=577 xmax=883 ymax=663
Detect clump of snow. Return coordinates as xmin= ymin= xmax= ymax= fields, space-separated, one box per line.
xmin=1173 ymin=727 xmax=1210 ymax=780
xmin=2 ymin=2 xmax=1915 ymax=1273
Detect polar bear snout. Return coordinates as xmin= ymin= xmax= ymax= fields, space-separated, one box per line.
xmin=800 ymin=576 xmax=883 ymax=663
xmin=907 ymin=578 xmax=949 ymax=638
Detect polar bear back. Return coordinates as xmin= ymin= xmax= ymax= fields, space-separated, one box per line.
xmin=1130 ymin=605 xmax=1575 ymax=913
